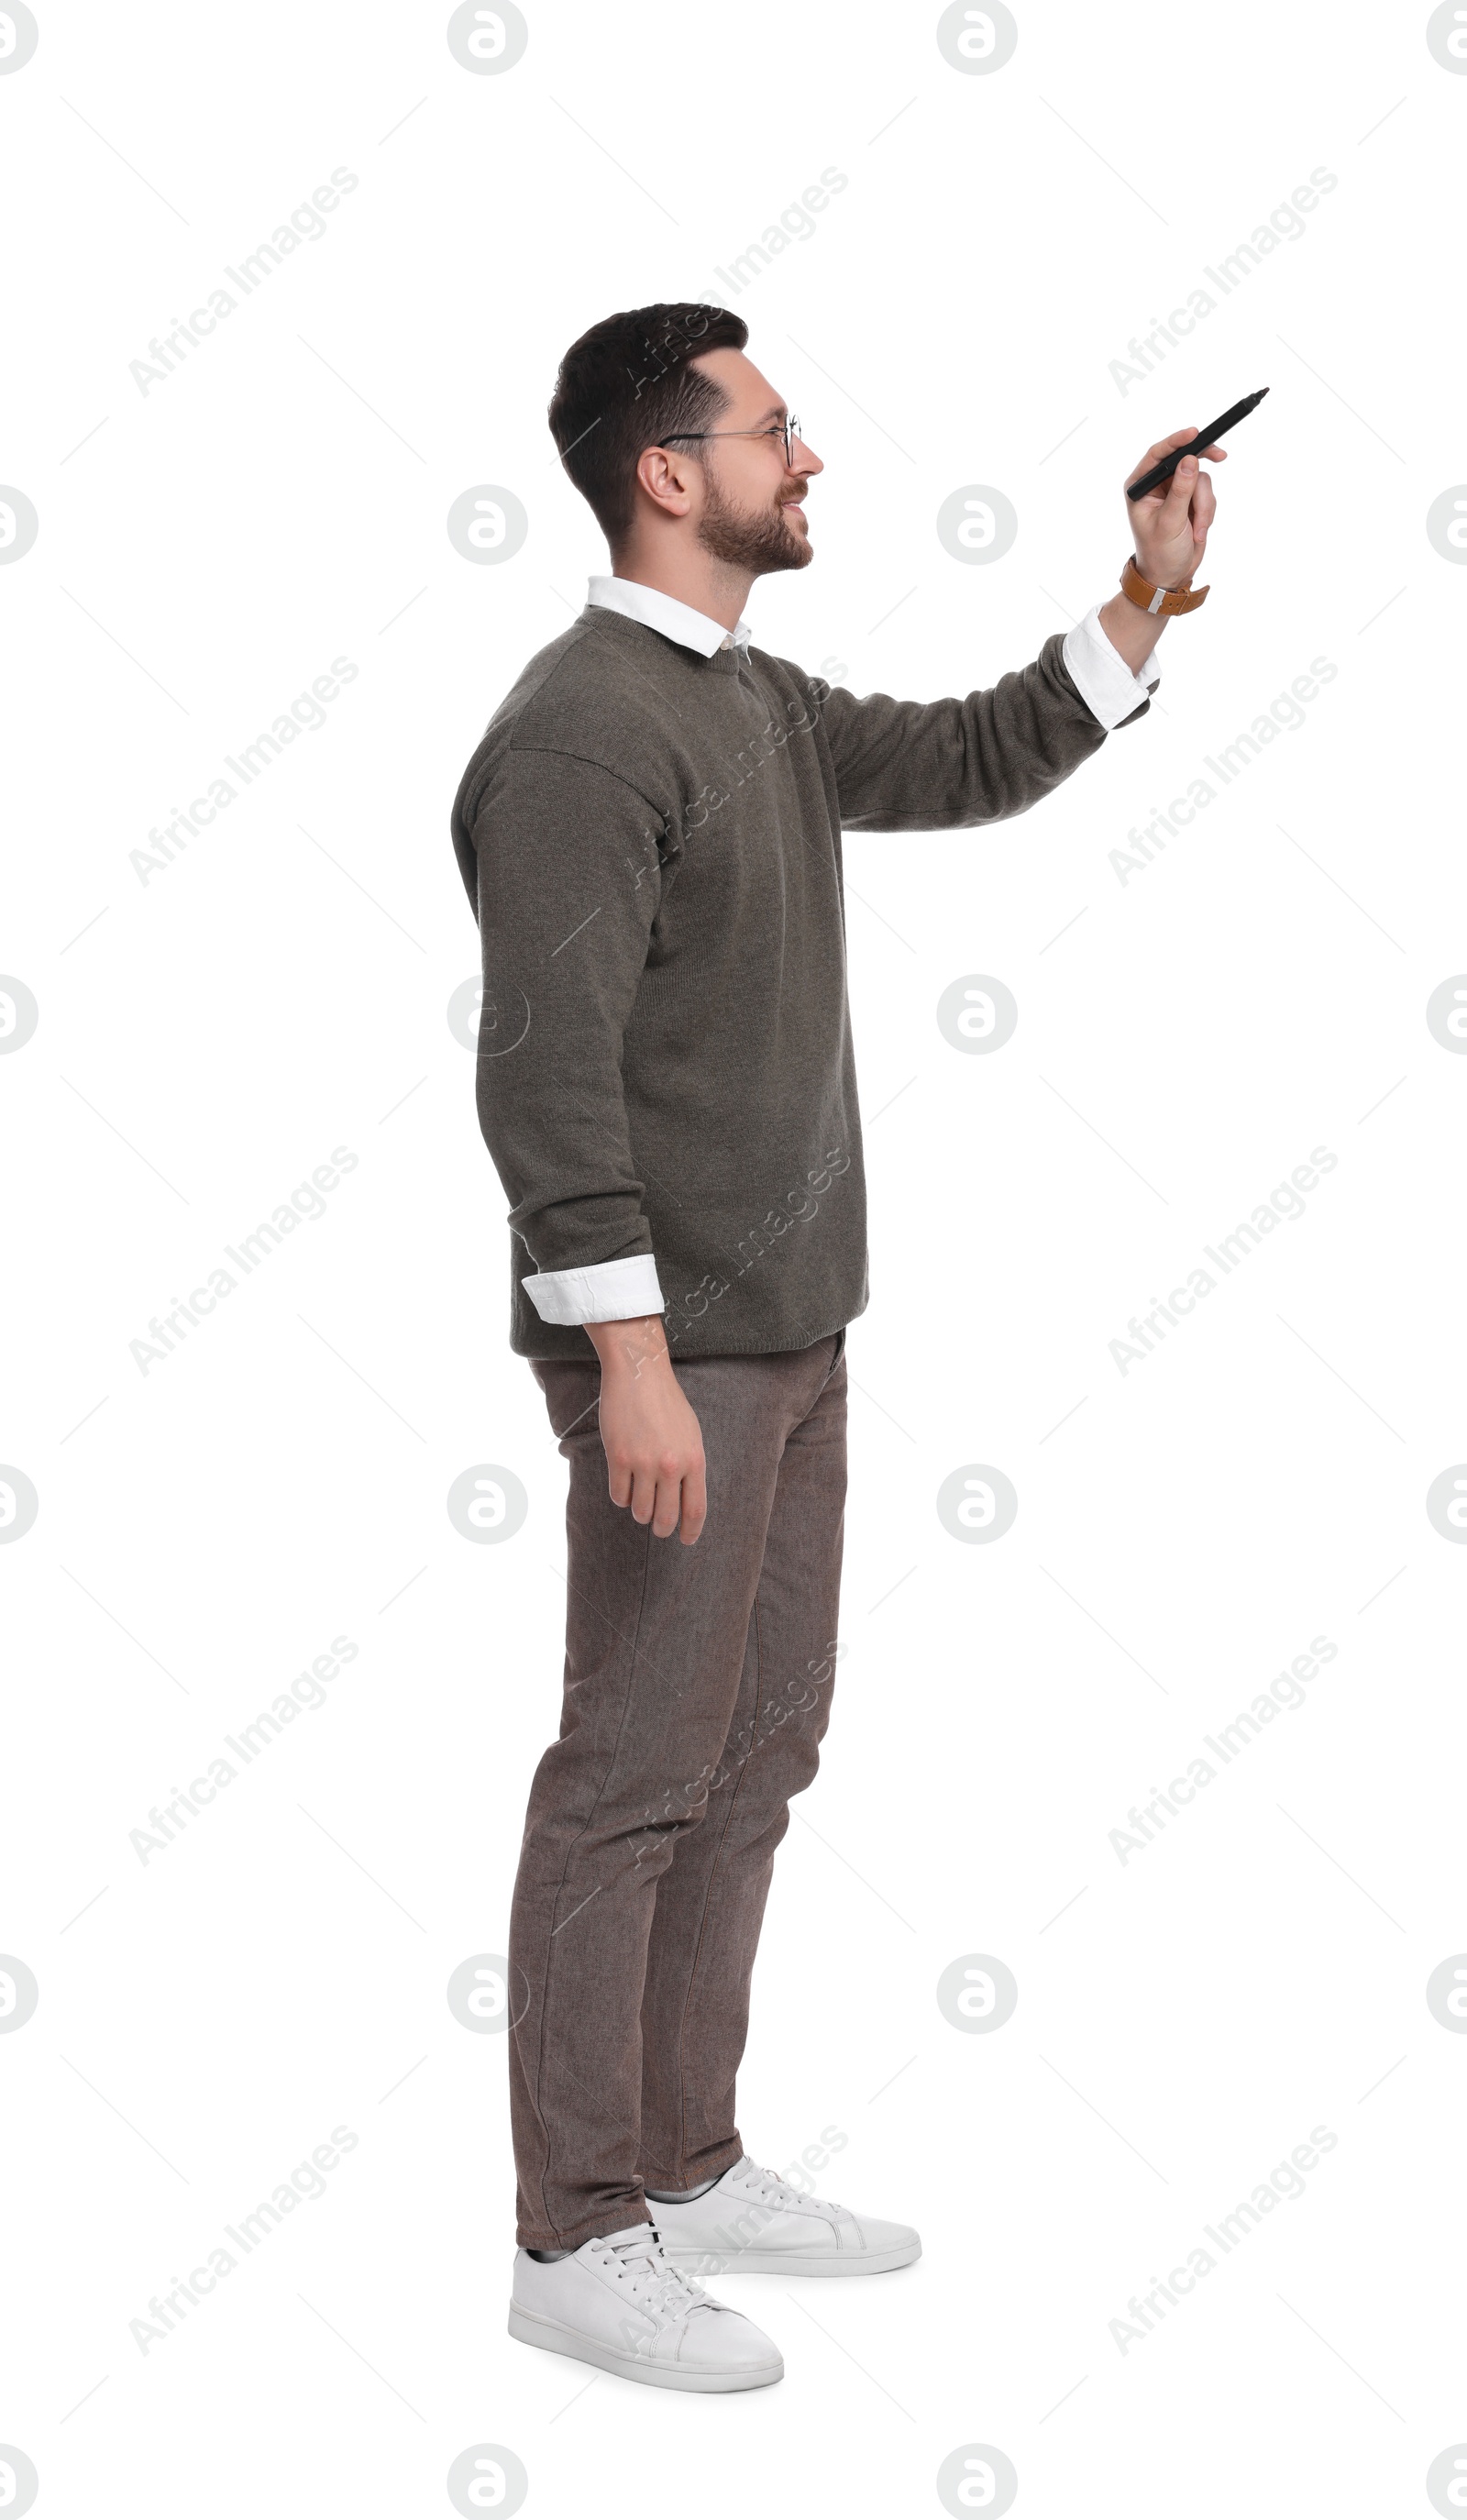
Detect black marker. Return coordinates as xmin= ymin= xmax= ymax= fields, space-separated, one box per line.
xmin=1125 ymin=388 xmax=1269 ymax=501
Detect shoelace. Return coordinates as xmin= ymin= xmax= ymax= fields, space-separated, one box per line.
xmin=590 ymin=2229 xmax=714 ymax=2319
xmin=739 ymin=2157 xmax=847 ymax=2216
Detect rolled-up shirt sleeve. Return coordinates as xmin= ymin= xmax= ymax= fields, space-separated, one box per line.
xmin=469 ymin=745 xmax=667 ymax=1316
xmin=521 ymin=1250 xmax=665 ymax=1326
xmin=1061 ymin=602 xmax=1162 ymax=731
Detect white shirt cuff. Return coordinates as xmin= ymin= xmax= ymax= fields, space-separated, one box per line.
xmin=1062 ymin=602 xmax=1160 ymax=731
xmin=522 ymin=1250 xmax=666 ymax=1326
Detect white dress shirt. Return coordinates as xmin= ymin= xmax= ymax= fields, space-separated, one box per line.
xmin=522 ymin=578 xmax=1158 ymax=1328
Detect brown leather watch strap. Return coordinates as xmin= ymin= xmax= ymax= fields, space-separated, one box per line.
xmin=1120 ymin=553 xmax=1209 ymax=616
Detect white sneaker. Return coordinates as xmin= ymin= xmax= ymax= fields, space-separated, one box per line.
xmin=508 ymin=2222 xmax=784 ymax=2393
xmin=653 ymin=2155 xmax=921 ymax=2277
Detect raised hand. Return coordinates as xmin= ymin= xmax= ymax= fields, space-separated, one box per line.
xmin=1125 ymin=426 xmax=1225 ymax=589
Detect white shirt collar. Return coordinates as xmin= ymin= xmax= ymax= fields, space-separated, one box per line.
xmin=586 ymin=574 xmax=751 ymax=658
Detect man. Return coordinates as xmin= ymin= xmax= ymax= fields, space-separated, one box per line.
xmin=449 ymin=302 xmax=1219 ymax=2393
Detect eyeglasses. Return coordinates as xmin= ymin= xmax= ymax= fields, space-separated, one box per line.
xmin=659 ymin=414 xmax=804 ymax=468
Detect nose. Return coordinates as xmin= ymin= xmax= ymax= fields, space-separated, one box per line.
xmin=789 ymin=430 xmax=822 ymax=477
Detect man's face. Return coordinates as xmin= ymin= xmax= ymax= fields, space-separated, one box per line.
xmin=682 ymin=348 xmax=821 ymax=578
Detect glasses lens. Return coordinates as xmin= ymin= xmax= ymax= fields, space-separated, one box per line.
xmin=785 ymin=415 xmax=800 ymax=463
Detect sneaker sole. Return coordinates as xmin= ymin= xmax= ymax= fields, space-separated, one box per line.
xmin=507 ymin=2302 xmax=784 ymax=2392
xmin=659 ymin=2238 xmax=921 ymax=2278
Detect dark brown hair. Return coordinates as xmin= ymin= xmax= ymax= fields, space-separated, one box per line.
xmin=547 ymin=301 xmax=749 ymax=550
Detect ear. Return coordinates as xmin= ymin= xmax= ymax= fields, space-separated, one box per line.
xmin=634 ymin=444 xmax=698 ymax=520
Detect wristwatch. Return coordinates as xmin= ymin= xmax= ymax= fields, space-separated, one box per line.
xmin=1120 ymin=553 xmax=1209 ymax=616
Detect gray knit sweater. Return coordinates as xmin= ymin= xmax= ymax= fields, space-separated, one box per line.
xmin=450 ymin=604 xmax=1147 ymax=1360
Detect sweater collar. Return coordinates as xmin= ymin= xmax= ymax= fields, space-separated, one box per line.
xmin=586 ymin=574 xmax=752 ymax=660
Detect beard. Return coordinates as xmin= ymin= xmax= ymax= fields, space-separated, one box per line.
xmin=695 ymin=469 xmax=811 ymax=576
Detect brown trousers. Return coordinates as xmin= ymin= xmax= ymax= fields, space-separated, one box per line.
xmin=508 ymin=1330 xmax=847 ymax=2250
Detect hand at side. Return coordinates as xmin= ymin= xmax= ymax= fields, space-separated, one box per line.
xmin=582 ymin=1314 xmax=708 ymax=1544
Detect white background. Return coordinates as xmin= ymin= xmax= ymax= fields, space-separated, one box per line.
xmin=4 ymin=3 xmax=1466 ymax=2514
